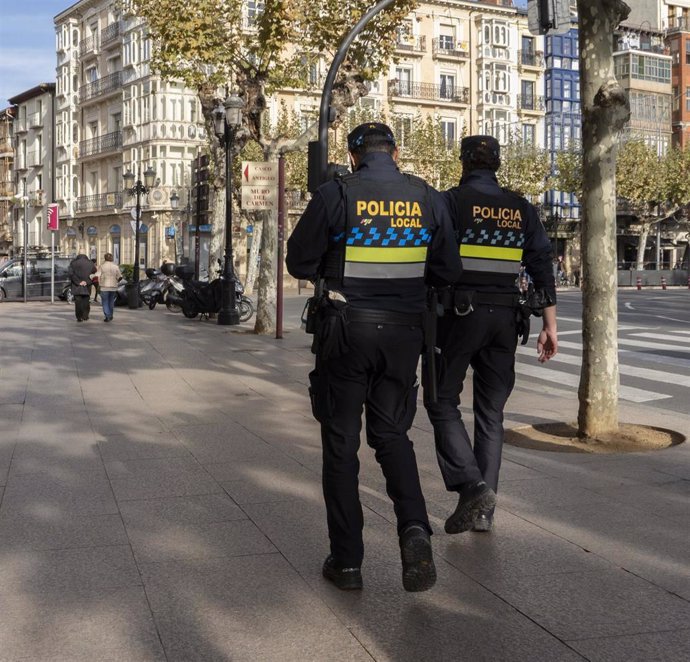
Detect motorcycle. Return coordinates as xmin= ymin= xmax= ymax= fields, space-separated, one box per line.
xmin=167 ymin=266 xmax=254 ymax=322
xmin=140 ymin=266 xmax=185 ymax=312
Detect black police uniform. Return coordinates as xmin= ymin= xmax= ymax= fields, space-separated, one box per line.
xmin=286 ymin=151 xmax=461 ymax=568
xmin=424 ymin=168 xmax=555 ymax=502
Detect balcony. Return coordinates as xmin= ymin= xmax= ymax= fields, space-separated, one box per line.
xmin=0 ymin=182 xmax=13 ymax=197
xmin=432 ymin=38 xmax=470 ymax=59
xmin=29 ymin=190 xmax=45 ymax=206
xmin=395 ymin=36 xmax=426 ymax=54
xmin=101 ymin=21 xmax=121 ymax=46
xmin=80 ymin=33 xmax=99 ymax=57
xmin=519 ymin=50 xmax=545 ymax=68
xmin=80 ymin=71 xmax=123 ymax=103
xmin=666 ymin=16 xmax=689 ymax=33
xmin=15 ymin=153 xmax=26 ymax=170
xmin=79 ymin=130 xmax=123 ymax=158
xmin=14 ymin=118 xmax=27 ymax=133
xmin=27 ymin=150 xmax=42 ymax=167
xmin=518 ymin=95 xmax=546 ymax=111
xmin=77 ymin=191 xmax=123 ymax=213
xmin=28 ymin=112 xmax=42 ymax=128
xmin=388 ymin=80 xmax=470 ymax=104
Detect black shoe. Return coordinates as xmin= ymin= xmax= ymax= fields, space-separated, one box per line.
xmin=445 ymin=481 xmax=497 ymax=534
xmin=400 ymin=524 xmax=437 ymax=592
xmin=472 ymin=511 xmax=493 ymax=533
xmin=322 ymin=555 xmax=362 ymax=590
xmin=76 ymin=319 xmax=83 ymax=322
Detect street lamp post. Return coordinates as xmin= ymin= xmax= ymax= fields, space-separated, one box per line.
xmin=22 ymin=194 xmax=28 ymax=303
xmin=123 ymin=165 xmax=156 ymax=308
xmin=213 ymin=92 xmax=244 ymax=326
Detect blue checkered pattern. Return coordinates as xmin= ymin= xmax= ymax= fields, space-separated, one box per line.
xmin=346 ymin=226 xmax=431 ymax=247
xmin=461 ymin=228 xmax=524 ymax=248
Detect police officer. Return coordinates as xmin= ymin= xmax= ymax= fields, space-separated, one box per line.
xmin=424 ymin=135 xmax=558 ymax=535
xmin=286 ymin=122 xmax=462 ymax=592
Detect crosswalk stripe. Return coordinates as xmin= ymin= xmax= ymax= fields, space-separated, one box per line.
xmin=619 ymin=337 xmax=690 ymax=353
xmin=515 ymin=363 xmax=671 ymax=403
xmin=631 ymin=332 xmax=690 ymax=343
xmin=517 ymin=346 xmax=690 ymax=388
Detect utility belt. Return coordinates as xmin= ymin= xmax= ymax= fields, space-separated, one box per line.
xmin=347 ymin=307 xmax=423 ymax=327
xmin=438 ymin=288 xmax=521 ymax=316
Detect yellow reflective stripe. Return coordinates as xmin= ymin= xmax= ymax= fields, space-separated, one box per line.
xmin=345 ymin=246 xmax=427 ymax=263
xmin=460 ymin=245 xmax=523 ymax=261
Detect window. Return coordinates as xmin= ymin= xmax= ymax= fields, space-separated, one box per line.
xmin=395 ymin=67 xmax=412 ymax=95
xmin=440 ymin=74 xmax=455 ymax=99
xmin=439 ymin=24 xmax=454 ymax=50
xmin=394 ymin=115 xmax=412 ymax=147
xmin=440 ymin=119 xmax=456 ymax=146
xmin=686 ymin=87 xmax=690 ymax=112
xmin=521 ymin=80 xmax=535 ymax=109
xmin=686 ymin=41 xmax=690 ymax=65
xmin=522 ymin=123 xmax=535 ymax=144
xmin=522 ymin=35 xmax=534 ymax=55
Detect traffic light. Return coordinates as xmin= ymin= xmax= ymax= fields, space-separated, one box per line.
xmin=527 ymin=0 xmax=572 ymax=36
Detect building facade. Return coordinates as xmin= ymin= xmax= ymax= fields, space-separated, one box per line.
xmin=54 ymin=0 xmax=206 ymax=270
xmin=664 ymin=3 xmax=690 ymax=148
xmin=7 ymin=84 xmax=56 ymax=257
xmin=0 ymin=108 xmax=15 ymax=259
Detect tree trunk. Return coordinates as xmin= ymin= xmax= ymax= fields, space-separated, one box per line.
xmin=576 ymin=0 xmax=631 ymax=439
xmin=253 ymin=209 xmax=276 ymax=335
xmin=635 ymin=223 xmax=650 ymax=270
xmin=209 ymin=188 xmax=224 ymax=278
xmin=244 ymin=215 xmax=262 ymax=294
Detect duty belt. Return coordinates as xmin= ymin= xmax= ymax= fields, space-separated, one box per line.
xmin=439 ymin=288 xmax=520 ymax=315
xmin=347 ymin=307 xmax=423 ymax=327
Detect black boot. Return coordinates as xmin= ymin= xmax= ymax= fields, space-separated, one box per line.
xmin=445 ymin=481 xmax=496 ymax=534
xmin=400 ymin=524 xmax=436 ymax=592
xmin=472 ymin=511 xmax=494 ymax=533
xmin=322 ymin=555 xmax=362 ymax=590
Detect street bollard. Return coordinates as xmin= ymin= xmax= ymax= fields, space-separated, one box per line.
xmin=636 ymin=276 xmax=642 ymax=290
xmin=661 ymin=276 xmax=667 ymax=291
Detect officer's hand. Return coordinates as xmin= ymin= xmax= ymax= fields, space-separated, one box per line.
xmin=536 ymin=328 xmax=557 ymax=363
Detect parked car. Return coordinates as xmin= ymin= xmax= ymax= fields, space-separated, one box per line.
xmin=0 ymin=257 xmax=74 ymax=302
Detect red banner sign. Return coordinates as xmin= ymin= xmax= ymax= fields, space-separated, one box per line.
xmin=47 ymin=203 xmax=59 ymax=231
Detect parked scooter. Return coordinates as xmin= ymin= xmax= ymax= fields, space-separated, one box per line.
xmin=140 ymin=264 xmax=185 ymax=311
xmin=166 ymin=266 xmax=254 ymax=322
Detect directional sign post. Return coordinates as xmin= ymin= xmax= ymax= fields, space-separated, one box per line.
xmin=241 ymin=161 xmax=279 ymax=211
xmin=47 ymin=204 xmax=59 ymax=303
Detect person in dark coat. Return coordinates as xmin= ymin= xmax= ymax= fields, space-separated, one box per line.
xmin=68 ymin=254 xmax=96 ymax=322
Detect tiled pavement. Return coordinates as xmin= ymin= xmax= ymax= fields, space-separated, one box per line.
xmin=0 ymin=298 xmax=688 ymax=661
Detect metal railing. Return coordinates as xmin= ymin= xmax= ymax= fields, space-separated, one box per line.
xmin=518 ymin=95 xmax=546 ymax=111
xmin=388 ymin=80 xmax=469 ymax=104
xmin=518 ymin=50 xmax=545 ymax=67
xmin=395 ymin=36 xmax=426 ymax=53
xmin=101 ymin=21 xmax=121 ymax=46
xmin=79 ymin=130 xmax=122 ymax=158
xmin=76 ymin=191 xmax=123 ymax=213
xmin=80 ymin=71 xmax=122 ymax=102
xmin=80 ymin=33 xmax=99 ymax=56
xmin=432 ymin=38 xmax=470 ymax=58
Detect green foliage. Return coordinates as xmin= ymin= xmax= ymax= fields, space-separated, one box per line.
xmin=119 ymin=264 xmax=134 ymax=283
xmin=663 ymin=147 xmax=690 ymax=210
xmin=616 ymin=140 xmax=665 ymax=211
xmin=553 ymin=149 xmax=583 ymax=200
xmin=497 ymin=133 xmax=551 ymax=200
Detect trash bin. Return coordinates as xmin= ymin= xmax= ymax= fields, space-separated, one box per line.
xmin=126 ymin=282 xmax=141 ymax=309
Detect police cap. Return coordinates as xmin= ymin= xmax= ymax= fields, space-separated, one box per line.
xmin=347 ymin=122 xmax=396 ymax=151
xmin=460 ymin=135 xmax=500 ymax=161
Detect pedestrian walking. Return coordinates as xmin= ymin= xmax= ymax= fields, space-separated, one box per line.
xmin=424 ymin=135 xmax=558 ymax=534
xmin=286 ymin=122 xmax=462 ymax=593
xmin=94 ymin=253 xmax=122 ymax=322
xmin=68 ymin=253 xmax=96 ymax=322
xmin=90 ymin=258 xmax=100 ymax=302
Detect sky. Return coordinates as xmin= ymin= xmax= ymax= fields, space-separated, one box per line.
xmin=0 ymin=0 xmax=66 ymax=107
xmin=0 ymin=0 xmax=530 ymax=107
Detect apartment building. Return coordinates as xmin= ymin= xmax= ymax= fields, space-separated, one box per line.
xmin=0 ymin=108 xmax=14 ymax=258
xmin=272 ymin=0 xmax=545 ymax=152
xmin=664 ymin=3 xmax=690 ymax=148
xmin=7 ymin=84 xmax=56 ymax=256
xmin=54 ymin=0 xmax=206 ymax=269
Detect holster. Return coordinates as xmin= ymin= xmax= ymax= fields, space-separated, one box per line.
xmin=423 ymin=289 xmax=440 ymax=404
xmin=516 ymin=302 xmax=531 ymax=345
xmin=314 ymin=298 xmax=350 ymax=361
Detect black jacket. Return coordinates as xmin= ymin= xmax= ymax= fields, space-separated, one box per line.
xmin=443 ymin=169 xmax=556 ymax=301
xmin=69 ymin=254 xmax=96 ymax=296
xmin=286 ymin=152 xmax=462 ymax=313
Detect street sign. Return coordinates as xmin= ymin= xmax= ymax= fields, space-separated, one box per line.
xmin=241 ymin=161 xmax=279 ymax=210
xmin=242 ymin=161 xmax=278 ymax=185
xmin=47 ymin=203 xmax=59 ymax=231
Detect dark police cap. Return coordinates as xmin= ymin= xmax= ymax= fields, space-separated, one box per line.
xmin=460 ymin=135 xmax=500 ymax=160
xmin=347 ymin=122 xmax=396 ymax=151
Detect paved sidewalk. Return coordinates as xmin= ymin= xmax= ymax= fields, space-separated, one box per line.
xmin=0 ymin=299 xmax=688 ymax=662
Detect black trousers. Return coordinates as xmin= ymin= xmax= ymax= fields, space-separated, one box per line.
xmin=423 ymin=305 xmax=517 ymax=496
xmin=310 ymin=321 xmax=429 ymax=567
xmin=74 ymin=295 xmax=91 ymax=321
